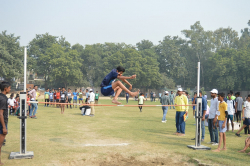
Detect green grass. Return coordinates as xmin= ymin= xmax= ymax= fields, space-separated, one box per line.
xmin=2 ymin=98 xmax=250 ymax=165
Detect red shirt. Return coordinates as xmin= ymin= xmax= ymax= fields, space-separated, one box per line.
xmin=56 ymin=92 xmax=60 ymax=100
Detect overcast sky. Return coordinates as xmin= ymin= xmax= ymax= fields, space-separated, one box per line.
xmin=1 ymin=0 xmax=249 ymax=47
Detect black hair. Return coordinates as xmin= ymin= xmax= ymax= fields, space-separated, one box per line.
xmin=140 ymin=93 xmax=143 ymax=95
xmin=237 ymin=92 xmax=240 ymax=96
xmin=218 ymin=92 xmax=225 ymax=98
xmin=75 ymin=89 xmax=77 ymax=90
xmin=228 ymin=93 xmax=231 ymax=95
xmin=185 ymin=92 xmax=188 ymax=95
xmin=62 ymin=87 xmax=65 ymax=89
xmin=116 ymin=66 xmax=125 ymax=72
xmin=171 ymin=91 xmax=173 ymax=92
xmin=248 ymin=94 xmax=250 ymax=98
xmin=10 ymin=93 xmax=14 ymax=97
xmin=0 ymin=81 xmax=11 ymax=91
xmin=194 ymin=92 xmax=197 ymax=95
xmin=86 ymin=89 xmax=88 ymax=91
xmin=230 ymin=90 xmax=233 ymax=95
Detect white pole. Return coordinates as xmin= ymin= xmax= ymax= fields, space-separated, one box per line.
xmin=197 ymin=62 xmax=200 ymax=94
xmin=24 ymin=47 xmax=27 ymax=92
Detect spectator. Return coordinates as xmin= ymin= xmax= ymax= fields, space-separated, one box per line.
xmin=125 ymin=92 xmax=129 ymax=104
xmin=49 ymin=90 xmax=54 ymax=107
xmin=67 ymin=88 xmax=72 ymax=109
xmin=7 ymin=93 xmax=15 ymax=115
xmin=174 ymin=88 xmax=188 ymax=136
xmin=44 ymin=88 xmax=50 ymax=107
xmin=89 ymin=89 xmax=95 ymax=117
xmin=170 ymin=91 xmax=175 ymax=109
xmin=235 ymin=92 xmax=243 ymax=124
xmin=138 ymin=93 xmax=145 ymax=112
xmin=73 ymin=89 xmax=78 ymax=108
xmin=28 ymin=86 xmax=38 ymax=119
xmin=60 ymin=87 xmax=68 ymax=114
xmin=227 ymin=93 xmax=235 ymax=132
xmin=150 ymin=91 xmax=153 ymax=102
xmin=160 ymin=91 xmax=170 ymax=123
xmin=95 ymin=91 xmax=99 ymax=104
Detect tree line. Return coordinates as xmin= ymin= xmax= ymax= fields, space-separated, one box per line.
xmin=1 ymin=21 xmax=250 ymax=91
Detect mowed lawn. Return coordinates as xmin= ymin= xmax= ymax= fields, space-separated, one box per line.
xmin=1 ymin=98 xmax=249 ymax=165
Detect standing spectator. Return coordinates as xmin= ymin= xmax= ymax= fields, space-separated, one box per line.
xmin=0 ymin=81 xmax=11 ymax=165
xmin=145 ymin=93 xmax=148 ymax=99
xmin=193 ymin=90 xmax=207 ymax=142
xmin=235 ymin=94 xmax=250 ymax=137
xmin=150 ymin=91 xmax=153 ymax=102
xmin=138 ymin=93 xmax=145 ymax=112
xmin=213 ymin=92 xmax=227 ymax=152
xmin=67 ymin=88 xmax=72 ymax=109
xmin=170 ymin=91 xmax=175 ymax=109
xmin=14 ymin=95 xmax=20 ymax=116
xmin=160 ymin=91 xmax=170 ymax=123
xmin=49 ymin=90 xmax=54 ymax=107
xmin=159 ymin=92 xmax=162 ymax=101
xmin=95 ymin=91 xmax=99 ymax=104
xmin=89 ymin=89 xmax=95 ymax=117
xmin=235 ymin=92 xmax=243 ymax=124
xmin=85 ymin=89 xmax=89 ymax=103
xmin=28 ymin=85 xmax=38 ymax=119
xmin=60 ymin=87 xmax=68 ymax=114
xmin=227 ymin=93 xmax=235 ymax=132
xmin=7 ymin=93 xmax=15 ymax=115
xmin=27 ymin=94 xmax=31 ymax=116
xmin=73 ymin=89 xmax=78 ymax=108
xmin=208 ymin=89 xmax=219 ymax=145
xmin=153 ymin=92 xmax=156 ymax=102
xmin=44 ymin=88 xmax=50 ymax=107
xmin=125 ymin=93 xmax=129 ymax=104
xmin=204 ymin=94 xmax=207 ymax=100
xmin=53 ymin=89 xmax=57 ymax=107
xmin=78 ymin=89 xmax=83 ymax=104
xmin=192 ymin=92 xmax=197 ymax=118
xmin=56 ymin=89 xmax=60 ymax=108
xmin=174 ymin=88 xmax=188 ymax=136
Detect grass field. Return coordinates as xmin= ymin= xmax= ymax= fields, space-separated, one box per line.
xmin=2 ymin=98 xmax=250 ymax=166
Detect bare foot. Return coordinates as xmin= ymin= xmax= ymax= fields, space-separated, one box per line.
xmin=178 ymin=133 xmax=185 ymax=136
xmin=0 ymin=162 xmax=4 ymax=165
xmin=174 ymin=132 xmax=179 ymax=135
xmin=221 ymin=148 xmax=227 ymax=151
xmin=213 ymin=149 xmax=220 ymax=152
xmin=130 ymin=90 xmax=140 ymax=97
xmin=112 ymin=100 xmax=121 ymax=105
xmin=238 ymin=150 xmax=246 ymax=153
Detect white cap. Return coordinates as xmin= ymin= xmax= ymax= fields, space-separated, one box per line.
xmin=89 ymin=89 xmax=93 ymax=92
xmin=210 ymin=89 xmax=218 ymax=94
xmin=177 ymin=88 xmax=183 ymax=91
xmin=165 ymin=91 xmax=169 ymax=94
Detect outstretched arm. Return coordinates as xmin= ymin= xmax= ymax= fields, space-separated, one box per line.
xmin=117 ymin=75 xmax=136 ymax=80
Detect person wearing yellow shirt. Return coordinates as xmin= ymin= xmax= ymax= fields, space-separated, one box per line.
xmin=213 ymin=92 xmax=228 ymax=152
xmin=174 ymin=88 xmax=188 ymax=136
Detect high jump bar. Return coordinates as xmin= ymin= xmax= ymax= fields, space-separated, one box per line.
xmin=27 ymin=101 xmax=196 ymax=107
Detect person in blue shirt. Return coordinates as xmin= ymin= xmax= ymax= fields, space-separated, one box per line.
xmin=49 ymin=90 xmax=54 ymax=107
xmin=193 ymin=90 xmax=207 ymax=141
xmin=100 ymin=66 xmax=139 ymax=105
xmin=73 ymin=89 xmax=78 ymax=108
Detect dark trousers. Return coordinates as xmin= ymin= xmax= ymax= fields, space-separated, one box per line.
xmin=126 ymin=97 xmax=129 ymax=103
xmin=67 ymin=98 xmax=72 ymax=108
xmin=176 ymin=111 xmax=186 ymax=134
xmin=208 ymin=119 xmax=218 ymax=143
xmin=45 ymin=99 xmax=49 ymax=106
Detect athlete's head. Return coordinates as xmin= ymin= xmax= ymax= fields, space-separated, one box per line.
xmin=116 ymin=66 xmax=125 ymax=76
xmin=0 ymin=81 xmax=11 ymax=93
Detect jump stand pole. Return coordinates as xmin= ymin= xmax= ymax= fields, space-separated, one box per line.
xmin=9 ymin=47 xmax=34 ymax=159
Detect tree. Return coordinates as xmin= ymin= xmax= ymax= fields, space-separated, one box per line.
xmin=47 ymin=44 xmax=83 ymax=88
xmin=0 ymin=31 xmax=23 ymax=83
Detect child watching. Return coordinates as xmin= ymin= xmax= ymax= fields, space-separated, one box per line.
xmin=213 ymin=92 xmax=228 ymax=152
xmin=138 ymin=93 xmax=145 ymax=112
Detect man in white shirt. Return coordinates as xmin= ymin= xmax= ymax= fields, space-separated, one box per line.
xmin=226 ymin=93 xmax=235 ymax=132
xmin=8 ymin=93 xmax=15 ymax=115
xmin=208 ymin=89 xmax=219 ymax=145
xmin=89 ymin=89 xmax=95 ymax=117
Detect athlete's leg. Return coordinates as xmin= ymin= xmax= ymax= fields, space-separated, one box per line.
xmin=112 ymin=81 xmax=139 ymax=97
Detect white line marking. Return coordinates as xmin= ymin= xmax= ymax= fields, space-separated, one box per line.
xmin=83 ymin=143 xmax=130 ymax=147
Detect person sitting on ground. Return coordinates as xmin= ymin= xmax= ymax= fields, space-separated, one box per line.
xmin=80 ymin=97 xmax=90 ymax=116
xmin=238 ymin=137 xmax=250 ymax=155
xmin=100 ymin=66 xmax=139 ymax=105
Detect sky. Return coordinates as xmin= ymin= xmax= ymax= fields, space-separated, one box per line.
xmin=1 ymin=0 xmax=249 ymax=47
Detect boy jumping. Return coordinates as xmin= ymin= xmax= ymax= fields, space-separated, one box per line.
xmin=100 ymin=66 xmax=139 ymax=105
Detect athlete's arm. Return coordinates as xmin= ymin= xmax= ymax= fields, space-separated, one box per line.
xmin=117 ymin=75 xmax=136 ymax=80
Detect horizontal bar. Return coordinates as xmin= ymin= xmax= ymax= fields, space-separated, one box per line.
xmin=27 ymin=101 xmax=196 ymax=107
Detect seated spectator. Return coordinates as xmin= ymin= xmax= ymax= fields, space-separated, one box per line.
xmin=8 ymin=93 xmax=15 ymax=115
xmin=238 ymin=137 xmax=250 ymax=155
xmin=79 ymin=97 xmax=90 ymax=116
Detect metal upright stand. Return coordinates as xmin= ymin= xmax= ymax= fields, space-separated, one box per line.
xmin=187 ymin=62 xmax=211 ymax=150
xmin=9 ymin=47 xmax=34 ymax=159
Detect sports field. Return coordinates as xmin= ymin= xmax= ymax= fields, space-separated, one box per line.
xmin=2 ymin=98 xmax=249 ymax=166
